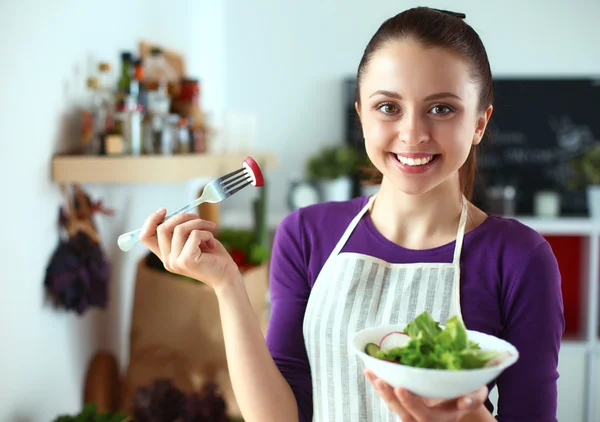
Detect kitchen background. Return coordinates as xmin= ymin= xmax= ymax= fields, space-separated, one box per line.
xmin=1 ymin=0 xmax=599 ymax=421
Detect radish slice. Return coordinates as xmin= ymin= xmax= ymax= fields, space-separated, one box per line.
xmin=242 ymin=156 xmax=264 ymax=187
xmin=483 ymin=351 xmax=512 ymax=368
xmin=378 ymin=332 xmax=411 ymax=351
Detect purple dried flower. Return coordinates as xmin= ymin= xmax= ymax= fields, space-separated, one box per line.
xmin=44 ymin=229 xmax=110 ymax=315
xmin=184 ymin=382 xmax=229 ymax=422
xmin=131 ymin=379 xmax=232 ymax=422
xmin=132 ymin=379 xmax=188 ymax=422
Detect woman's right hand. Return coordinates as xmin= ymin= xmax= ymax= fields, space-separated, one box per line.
xmin=138 ymin=208 xmax=241 ymax=290
xmin=140 ymin=210 xmax=300 ymax=422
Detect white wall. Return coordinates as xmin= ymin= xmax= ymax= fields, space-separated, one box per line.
xmin=1 ymin=0 xmax=598 ymax=421
xmin=0 ymin=1 xmax=224 ymax=421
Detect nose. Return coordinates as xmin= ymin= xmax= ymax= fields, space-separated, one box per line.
xmin=397 ymin=111 xmax=430 ymax=146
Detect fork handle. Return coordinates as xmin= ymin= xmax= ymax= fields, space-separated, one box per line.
xmin=117 ymin=228 xmax=143 ymax=252
xmin=117 ymin=197 xmax=204 ymax=252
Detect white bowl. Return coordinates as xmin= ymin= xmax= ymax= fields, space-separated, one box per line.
xmin=351 ymin=324 xmax=519 ymax=399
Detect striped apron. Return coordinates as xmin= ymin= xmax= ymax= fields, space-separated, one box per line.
xmin=302 ymin=194 xmax=467 ymax=421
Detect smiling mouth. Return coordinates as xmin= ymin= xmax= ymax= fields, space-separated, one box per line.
xmin=393 ymin=153 xmax=440 ymax=166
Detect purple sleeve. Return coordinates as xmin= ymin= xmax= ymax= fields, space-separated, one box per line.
xmin=265 ymin=211 xmax=313 ymax=422
xmin=496 ymin=240 xmax=565 ymax=421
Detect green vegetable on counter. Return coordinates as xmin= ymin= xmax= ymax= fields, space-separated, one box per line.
xmin=52 ymin=403 xmax=131 ymax=422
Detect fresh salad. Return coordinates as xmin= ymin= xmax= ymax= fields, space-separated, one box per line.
xmin=364 ymin=311 xmax=509 ymax=370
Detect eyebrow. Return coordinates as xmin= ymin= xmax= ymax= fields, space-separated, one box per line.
xmin=369 ymin=90 xmax=463 ymax=101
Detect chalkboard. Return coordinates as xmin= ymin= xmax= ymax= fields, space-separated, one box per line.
xmin=475 ymin=78 xmax=600 ymax=216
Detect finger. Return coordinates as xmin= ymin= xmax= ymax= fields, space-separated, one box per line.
xmin=375 ymin=380 xmax=415 ymax=422
xmin=177 ymin=229 xmax=218 ymax=271
xmin=395 ymin=388 xmax=437 ymax=422
xmin=138 ymin=208 xmax=167 ymax=256
xmin=457 ymin=385 xmax=488 ymax=411
xmin=410 ymin=385 xmax=489 ymax=418
xmin=156 ymin=213 xmax=199 ymax=266
xmin=170 ymin=219 xmax=218 ymax=265
xmin=363 ymin=369 xmax=376 ymax=384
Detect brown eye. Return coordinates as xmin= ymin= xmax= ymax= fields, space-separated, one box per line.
xmin=430 ymin=104 xmax=454 ymax=115
xmin=377 ymin=103 xmax=398 ymax=115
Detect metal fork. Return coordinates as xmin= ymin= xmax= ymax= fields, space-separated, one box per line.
xmin=117 ymin=167 xmax=253 ymax=252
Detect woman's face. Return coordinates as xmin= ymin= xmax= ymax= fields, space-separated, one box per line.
xmin=356 ymin=40 xmax=492 ymax=196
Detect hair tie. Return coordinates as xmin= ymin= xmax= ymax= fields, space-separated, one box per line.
xmin=431 ymin=8 xmax=467 ymax=19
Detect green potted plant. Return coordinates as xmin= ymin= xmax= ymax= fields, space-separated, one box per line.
xmin=305 ymin=145 xmax=361 ymax=202
xmin=569 ymin=141 xmax=600 ymax=219
xmin=52 ymin=403 xmax=131 ymax=422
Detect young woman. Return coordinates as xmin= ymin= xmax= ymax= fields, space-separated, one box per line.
xmin=139 ymin=7 xmax=564 ymax=422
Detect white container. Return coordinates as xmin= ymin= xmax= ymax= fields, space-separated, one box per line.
xmin=533 ymin=191 xmax=561 ymax=218
xmin=587 ymin=185 xmax=600 ymax=219
xmin=351 ymin=324 xmax=519 ymax=399
xmin=317 ymin=176 xmax=353 ymax=202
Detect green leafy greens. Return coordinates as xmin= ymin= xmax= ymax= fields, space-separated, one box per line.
xmin=52 ymin=403 xmax=131 ymax=422
xmin=375 ymin=311 xmax=501 ymax=370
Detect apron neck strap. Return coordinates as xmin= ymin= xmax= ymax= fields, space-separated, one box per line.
xmin=452 ymin=195 xmax=469 ymax=265
xmin=330 ymin=195 xmax=375 ymax=257
xmin=330 ymin=194 xmax=469 ymax=262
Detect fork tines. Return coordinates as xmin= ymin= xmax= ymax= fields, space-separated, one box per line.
xmin=219 ymin=167 xmax=253 ymax=196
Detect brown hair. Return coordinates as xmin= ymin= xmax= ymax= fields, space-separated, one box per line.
xmin=355 ymin=7 xmax=493 ymax=200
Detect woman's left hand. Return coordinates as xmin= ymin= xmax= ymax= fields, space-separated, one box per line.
xmin=364 ymin=369 xmax=488 ymax=422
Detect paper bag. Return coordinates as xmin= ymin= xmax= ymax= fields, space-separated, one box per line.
xmin=121 ymin=257 xmax=270 ymax=418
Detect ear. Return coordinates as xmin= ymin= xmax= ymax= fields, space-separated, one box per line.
xmin=355 ymin=101 xmax=366 ymax=138
xmin=473 ymin=105 xmax=493 ymax=145
xmin=355 ymin=101 xmax=362 ymax=122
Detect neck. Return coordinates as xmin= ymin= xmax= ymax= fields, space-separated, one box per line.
xmin=369 ymin=176 xmax=465 ymax=250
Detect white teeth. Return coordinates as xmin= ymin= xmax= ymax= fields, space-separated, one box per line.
xmin=396 ymin=154 xmax=435 ymax=166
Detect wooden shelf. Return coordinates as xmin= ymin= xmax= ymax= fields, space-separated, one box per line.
xmin=52 ymin=153 xmax=277 ymax=183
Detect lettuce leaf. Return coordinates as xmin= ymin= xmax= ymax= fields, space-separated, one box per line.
xmin=375 ymin=311 xmax=501 ymax=370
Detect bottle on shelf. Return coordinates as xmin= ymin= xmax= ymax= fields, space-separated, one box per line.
xmin=132 ymin=58 xmax=147 ymax=111
xmin=97 ymin=62 xmax=113 ymax=94
xmin=117 ymin=52 xmax=133 ymax=104
xmin=74 ymin=46 xmax=212 ymax=157
xmin=177 ymin=117 xmax=192 ymax=154
xmin=144 ymin=46 xmax=178 ymax=97
xmin=101 ymin=113 xmax=125 ymax=156
xmin=81 ymin=61 xmax=116 ymax=155
xmin=80 ymin=75 xmax=99 ymax=155
xmin=119 ymin=95 xmax=144 ymax=156
xmin=172 ymin=78 xmax=208 ymax=154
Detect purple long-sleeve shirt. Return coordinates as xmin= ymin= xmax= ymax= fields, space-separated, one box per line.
xmin=266 ymin=196 xmax=565 ymax=422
